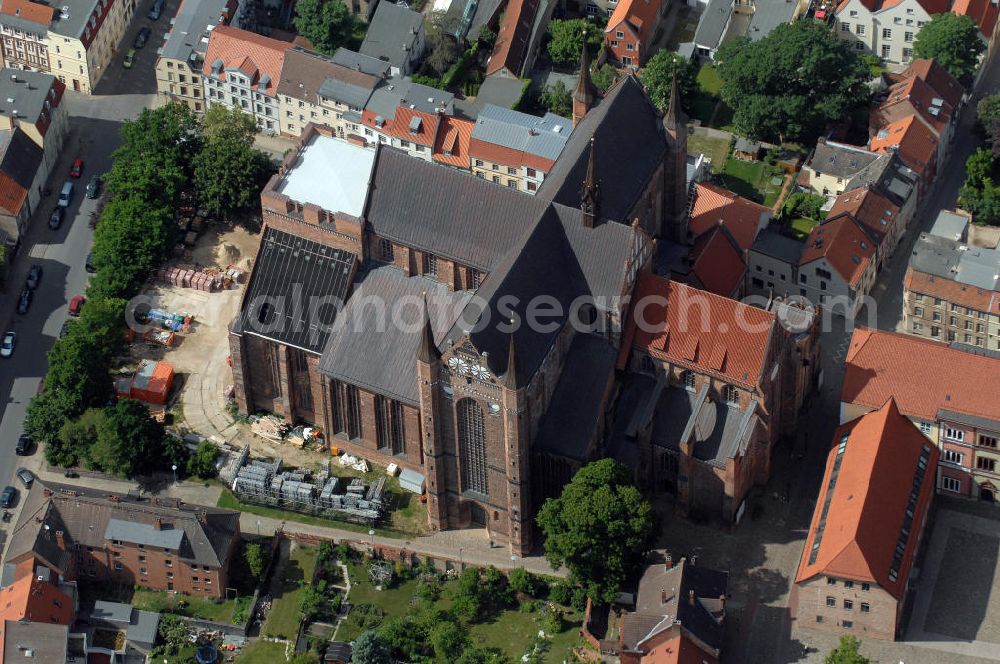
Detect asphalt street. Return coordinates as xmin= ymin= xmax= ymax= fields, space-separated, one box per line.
xmin=0 ymin=0 xmax=172 ymax=505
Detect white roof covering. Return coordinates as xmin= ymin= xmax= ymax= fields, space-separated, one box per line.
xmin=277 ymin=134 xmax=376 ymax=217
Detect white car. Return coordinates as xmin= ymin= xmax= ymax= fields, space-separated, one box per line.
xmin=0 ymin=331 xmax=14 ymax=358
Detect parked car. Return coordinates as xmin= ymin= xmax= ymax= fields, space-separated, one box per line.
xmin=123 ymin=49 xmax=136 ymax=68
xmin=25 ymin=265 xmax=42 ymax=290
xmin=85 ymin=253 xmax=96 ymax=273
xmin=49 ymin=206 xmax=63 ymax=230
xmin=16 ymin=468 xmax=34 ymax=488
xmin=134 ymin=26 xmax=150 ymax=48
xmin=58 ymin=180 xmax=73 ymax=207
xmin=86 ymin=174 xmax=100 ymax=199
xmin=0 ymin=486 xmax=15 ymax=509
xmin=15 ymin=434 xmax=31 ymax=456
xmin=16 ymin=289 xmax=31 ymax=315
xmin=148 ymin=0 xmax=164 ymax=20
xmin=68 ymin=294 xmax=86 ymax=317
xmin=70 ymin=158 xmax=83 ymax=178
xmin=0 ymin=331 xmax=14 ymax=358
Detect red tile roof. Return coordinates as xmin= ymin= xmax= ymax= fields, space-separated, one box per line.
xmin=689 ymin=226 xmax=745 ymax=298
xmin=688 ymin=182 xmax=769 ymax=252
xmin=203 ymin=25 xmax=288 ymax=95
xmin=0 ymin=0 xmax=54 ymax=25
xmin=606 ymin=0 xmax=662 ymax=44
xmin=0 ymin=172 xmax=28 ymax=216
xmin=868 ymin=115 xmax=938 ymax=176
xmin=486 ymin=0 xmax=539 ymax=77
xmin=433 ymin=116 xmax=474 ymax=168
xmin=904 ymin=266 xmax=1000 ymax=314
xmin=617 ymin=273 xmax=776 ymax=389
xmin=468 ymin=137 xmax=557 ymax=173
xmin=799 ymin=216 xmax=875 ymax=287
xmin=952 ymin=0 xmax=1000 ymax=37
xmin=362 ymin=105 xmax=441 ymax=148
xmin=902 ymin=59 xmax=964 ymax=108
xmin=842 ymin=327 xmax=1000 ymax=422
xmin=836 ymin=0 xmax=949 ymax=12
xmin=873 ymin=74 xmax=954 ymax=137
xmin=795 ymin=398 xmax=938 ymax=601
xmin=826 ymin=186 xmax=899 ymax=243
xmin=0 ymin=562 xmax=74 ymax=656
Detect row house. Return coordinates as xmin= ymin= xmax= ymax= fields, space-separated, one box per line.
xmin=359 ymin=77 xmax=455 ymax=161
xmin=230 ymin=75 xmax=687 ymax=553
xmin=432 ymin=113 xmax=474 ymax=170
xmin=5 ymin=481 xmax=241 ymax=598
xmin=825 ymin=185 xmax=900 ymax=270
xmin=485 ymin=0 xmax=557 ymax=78
xmin=0 ymin=125 xmax=44 ymax=248
xmin=614 ymin=274 xmax=820 ymax=523
xmin=801 ymin=216 xmax=877 ymax=316
xmin=903 ymin=231 xmax=1000 ymax=349
xmin=800 ymin=139 xmax=882 ymax=198
xmin=202 ymin=25 xmax=287 ymax=132
xmin=0 ymin=67 xmax=66 ymax=181
xmin=834 ymin=0 xmax=940 ymax=69
xmin=604 ymin=0 xmax=665 ymax=67
xmin=0 ymin=0 xmax=137 ymax=94
xmin=154 ymin=0 xmax=238 ymax=112
xmin=468 ymin=103 xmax=571 ymax=193
xmin=358 ymin=0 xmax=425 ymax=76
xmin=842 ymin=327 xmax=1000 ymax=502
xmin=795 ymin=399 xmax=938 ymax=641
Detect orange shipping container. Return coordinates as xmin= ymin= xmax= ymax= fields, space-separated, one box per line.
xmin=130 ymin=360 xmax=175 ymax=405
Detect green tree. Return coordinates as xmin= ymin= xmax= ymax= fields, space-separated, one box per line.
xmin=591 ymin=63 xmax=620 ymax=93
xmin=536 ymin=459 xmax=655 ymax=604
xmin=299 ymin=580 xmax=328 ymax=621
xmin=87 ymin=399 xmax=167 ymax=477
xmin=639 ymin=50 xmax=697 ymax=114
xmin=89 ymin=198 xmax=174 ymax=300
xmin=26 ymin=389 xmax=79 ymax=450
xmin=194 ymin=106 xmax=275 ymax=219
xmin=539 ymin=80 xmax=573 ymax=117
xmin=477 ymin=26 xmax=497 ymax=50
xmin=378 ymin=617 xmax=426 ymax=661
xmin=546 ymin=19 xmax=602 ymax=65
xmin=292 ymin=0 xmax=357 ymax=55
xmin=978 ymin=92 xmax=1000 ymax=155
xmin=958 ymin=148 xmax=1000 ymax=226
xmin=429 ymin=621 xmax=467 ymax=662
xmin=825 ymin=635 xmax=871 ymax=664
xmin=149 ymin=614 xmax=190 ymax=658
xmin=353 ymin=630 xmax=392 ymax=664
xmin=716 ymin=21 xmax=870 ymax=143
xmin=186 ymin=440 xmax=220 ymax=478
xmin=509 ymin=567 xmax=546 ymax=598
xmin=425 ymin=11 xmax=460 ymax=75
xmin=244 ymin=542 xmax=266 ymax=579
xmin=781 ymin=192 xmax=827 ymax=221
xmin=913 ymin=13 xmax=985 ymax=85
xmin=54 ymin=408 xmax=105 ymax=469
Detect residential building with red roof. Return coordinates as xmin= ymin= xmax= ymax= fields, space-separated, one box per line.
xmin=0 ymin=560 xmax=76 ymax=656
xmin=605 ymin=0 xmax=666 ymax=67
xmin=686 ymin=182 xmax=771 ymax=250
xmin=203 ymin=25 xmax=290 ymax=132
xmin=0 ymin=125 xmax=44 ymax=249
xmin=834 ymin=0 xmax=948 ymax=69
xmin=794 ymin=398 xmax=938 ymax=640
xmin=358 ymin=76 xmax=454 ymax=161
xmin=825 ymin=185 xmax=901 ymax=268
xmin=0 ymin=68 xmax=66 ymax=193
xmin=868 ymin=114 xmax=939 ymax=194
xmin=0 ymin=0 xmax=138 ymax=94
xmin=952 ymin=0 xmax=1000 ymax=50
xmin=485 ymin=0 xmax=556 ymax=78
xmin=687 ymin=225 xmax=746 ymax=299
xmin=798 ymin=215 xmax=877 ymax=316
xmin=615 ymin=274 xmax=820 ymax=521
xmin=433 ymin=115 xmax=474 ymax=169
xmin=841 ymin=327 xmax=1000 ymax=500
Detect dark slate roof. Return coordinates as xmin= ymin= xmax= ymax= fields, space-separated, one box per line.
xmin=0 ymin=127 xmax=43 ymax=189
xmin=807 ymin=140 xmax=879 ymax=179
xmin=278 ymin=47 xmax=378 ymax=109
xmin=2 ymin=622 xmax=68 ymax=663
xmin=319 ymin=266 xmax=472 ymax=405
xmin=366 ymin=146 xmax=549 ymax=270
xmin=159 ymin=0 xmax=233 ymax=61
xmin=538 ymin=76 xmax=667 ymax=224
xmin=0 ymin=70 xmax=58 ymax=122
xmin=651 ymin=385 xmax=758 ymax=468
xmin=694 ymin=0 xmax=734 ymax=49
xmin=751 ymin=227 xmax=804 ymax=264
xmin=938 ymin=408 xmax=1000 ymax=431
xmin=534 ymin=334 xmax=618 ymax=462
xmin=846 ymin=151 xmax=918 ymax=208
xmin=747 ymin=0 xmax=798 ymax=41
xmin=232 ymin=227 xmax=356 ymax=354
xmin=359 ymin=1 xmax=424 ymax=70
xmin=330 ymin=48 xmax=392 ymax=78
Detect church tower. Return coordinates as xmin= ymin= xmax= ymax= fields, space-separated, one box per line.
xmin=415 ymin=296 xmax=448 ymax=530
xmin=662 ymin=74 xmax=690 ymax=244
xmin=572 ymin=36 xmax=596 ymax=127
xmin=499 ymin=333 xmax=532 ymax=555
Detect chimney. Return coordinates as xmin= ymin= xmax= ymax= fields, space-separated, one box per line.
xmin=665 ymin=553 xmax=673 ymax=570
xmin=660 ymin=588 xmax=667 ymax=604
xmin=55 ymin=531 xmax=65 ymax=550
xmin=197 ymin=510 xmax=208 ymax=525
xmin=154 ymin=518 xmax=162 ymax=530
xmin=688 ymin=590 xmax=695 ymax=606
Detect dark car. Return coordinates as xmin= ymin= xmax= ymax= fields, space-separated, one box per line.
xmin=134 ymin=26 xmax=151 ymax=48
xmin=49 ymin=207 xmax=63 ymax=230
xmin=15 ymin=434 xmax=32 ymax=456
xmin=85 ymin=252 xmax=96 ymax=273
xmin=0 ymin=486 xmax=15 ymax=509
xmin=26 ymin=265 xmax=42 ymax=290
xmin=70 ymin=158 xmax=83 ymax=178
xmin=86 ymin=174 xmax=100 ymax=199
xmin=16 ymin=288 xmax=31 ymax=315
xmin=16 ymin=468 xmax=34 ymax=488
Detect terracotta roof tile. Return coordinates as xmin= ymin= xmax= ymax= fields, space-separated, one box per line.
xmin=952 ymin=0 xmax=999 ymax=37
xmin=362 ymin=105 xmax=440 ymax=147
xmin=796 ymin=398 xmax=938 ymax=601
xmin=486 ymin=0 xmax=539 ymax=77
xmin=618 ymin=273 xmax=775 ymax=388
xmin=904 ymin=266 xmax=1000 ymax=313
xmin=433 ymin=115 xmax=473 ymax=168
xmin=901 ymin=59 xmax=964 ymax=108
xmin=606 ymin=0 xmax=662 ymax=43
xmin=873 ymin=74 xmax=953 ymax=136
xmin=0 ymin=0 xmax=54 ymax=25
xmin=688 ymin=182 xmax=769 ymax=251
xmin=826 ymin=187 xmax=899 ymax=242
xmin=689 ymin=226 xmax=745 ymax=298
xmin=0 ymin=566 xmax=74 ymax=655
xmin=868 ymin=115 xmax=938 ymax=175
xmin=203 ymin=25 xmax=288 ymax=95
xmin=799 ymin=216 xmax=875 ymax=287
xmin=0 ymin=172 xmax=28 ymax=216
xmin=842 ymin=327 xmax=1000 ymax=422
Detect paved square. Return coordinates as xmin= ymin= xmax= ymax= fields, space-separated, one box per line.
xmin=924 ymin=528 xmax=1000 ymax=641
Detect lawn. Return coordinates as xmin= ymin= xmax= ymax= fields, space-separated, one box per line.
xmin=687 ymin=134 xmax=731 ymax=173
xmin=788 ymin=217 xmax=818 ymax=240
xmin=696 ymin=64 xmax=723 ymax=95
xmin=131 ymin=589 xmax=242 ymax=624
xmin=236 ymin=640 xmax=288 ymax=663
xmin=262 ymin=544 xmax=319 ymax=639
xmin=716 ymin=158 xmax=784 ymax=206
xmin=690 ymin=64 xmax=736 ymax=130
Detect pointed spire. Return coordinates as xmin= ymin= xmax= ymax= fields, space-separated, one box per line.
xmin=664 ymin=72 xmax=683 ymax=133
xmin=417 ymin=292 xmax=438 ymax=363
xmin=581 ymin=137 xmax=600 ymax=228
xmin=502 ymin=325 xmax=519 ymax=389
xmin=572 ymin=32 xmax=595 ymax=127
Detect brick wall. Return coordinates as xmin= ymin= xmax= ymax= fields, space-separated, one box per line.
xmin=795 ymin=576 xmax=899 ymax=641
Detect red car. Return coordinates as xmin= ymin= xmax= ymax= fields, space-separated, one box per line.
xmin=70 ymin=159 xmax=84 ymax=178
xmin=68 ymin=295 xmax=86 ymax=317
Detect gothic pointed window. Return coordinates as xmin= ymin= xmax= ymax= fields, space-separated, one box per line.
xmin=457 ymin=398 xmax=488 ymax=495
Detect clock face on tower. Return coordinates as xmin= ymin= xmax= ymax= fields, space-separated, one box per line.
xmin=448 ymin=357 xmax=469 ymax=375
xmin=448 ymin=355 xmax=491 ymax=380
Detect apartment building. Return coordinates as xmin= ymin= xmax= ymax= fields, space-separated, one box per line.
xmin=798 ymin=216 xmax=877 ymax=316
xmin=0 ymin=125 xmax=44 ymax=248
xmin=795 ymin=399 xmax=938 ymax=640
xmin=800 ymin=139 xmax=881 ymax=197
xmin=155 ymin=0 xmax=238 ymax=112
xmin=0 ymin=67 xmax=66 ymax=176
xmin=825 ymin=186 xmax=900 ymax=270
xmin=605 ymin=0 xmax=665 ymax=67
xmin=468 ymin=103 xmax=571 ymax=193
xmin=902 ymin=231 xmax=1000 ymax=349
xmin=834 ymin=0 xmax=939 ymax=69
xmin=358 ymin=0 xmax=425 ymax=76
xmin=842 ymin=327 xmax=1000 ymax=501
xmin=359 ymin=76 xmax=455 ymax=161
xmin=202 ymin=24 xmax=287 ymax=132
xmin=0 ymin=0 xmax=138 ymax=93
xmin=4 ymin=481 xmax=241 ymax=598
